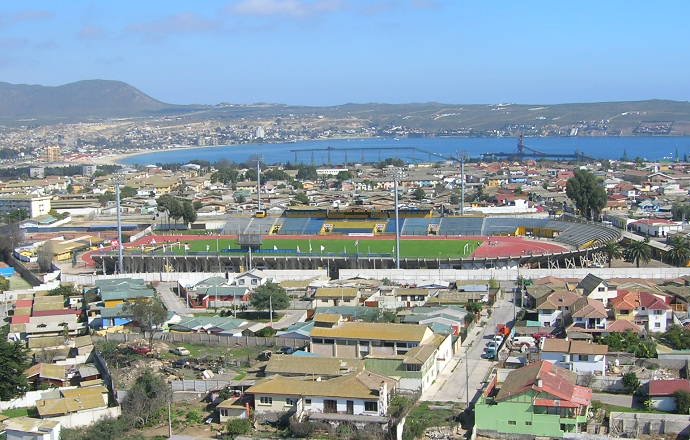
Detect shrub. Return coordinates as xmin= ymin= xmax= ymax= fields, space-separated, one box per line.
xmin=622 ymin=372 xmax=640 ymax=394
xmin=289 ymin=419 xmax=314 ymax=438
xmin=675 ymin=390 xmax=690 ymax=414
xmin=225 ymin=418 xmax=252 ymax=438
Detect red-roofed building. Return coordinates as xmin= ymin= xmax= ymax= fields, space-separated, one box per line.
xmin=649 ymin=379 xmax=690 ymax=412
xmin=476 ymin=361 xmax=592 ymax=438
xmin=15 ymin=299 xmax=33 ymax=308
xmin=631 ymin=218 xmax=682 ymax=237
xmin=611 ymin=290 xmax=671 ymax=333
xmin=11 ymin=315 xmax=30 ymax=324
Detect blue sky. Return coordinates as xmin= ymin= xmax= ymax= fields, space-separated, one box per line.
xmin=0 ymin=1 xmax=688 ymax=105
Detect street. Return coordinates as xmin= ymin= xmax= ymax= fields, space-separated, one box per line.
xmin=155 ymin=282 xmax=196 ymax=316
xmin=421 ymin=298 xmax=517 ymax=404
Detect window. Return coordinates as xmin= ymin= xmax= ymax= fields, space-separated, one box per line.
xmin=305 ymin=399 xmax=312 ymax=405
xmin=655 ymin=322 xmax=661 ymax=328
xmin=312 ymin=338 xmax=323 ymax=344
xmin=508 ymin=421 xmax=516 ymax=425
xmin=238 ymin=279 xmax=245 ymax=285
xmin=598 ymin=287 xmax=605 ymax=292
xmin=259 ymin=396 xmax=272 ymax=405
xmin=525 ymin=421 xmax=532 ymax=426
xmin=406 ymin=364 xmax=422 ymax=372
xmin=251 ymin=279 xmax=258 ymax=285
xmin=285 ymin=398 xmax=297 ymax=406
xmin=575 ymin=354 xmax=589 ymax=361
xmin=364 ymin=401 xmax=378 ymax=412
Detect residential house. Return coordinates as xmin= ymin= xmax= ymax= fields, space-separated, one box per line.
xmin=169 ymin=317 xmax=248 ymax=337
xmin=540 ymin=339 xmax=608 ymax=375
xmin=313 ymin=287 xmax=360 ymax=308
xmin=217 ymin=398 xmax=249 ymax=422
xmin=569 ymin=297 xmax=608 ymax=333
xmin=182 ymin=276 xmax=250 ymax=309
xmin=310 ymin=321 xmax=435 ymax=358
xmin=577 ymin=274 xmax=617 ymax=306
xmin=4 ymin=417 xmax=61 ymax=440
xmin=233 ymin=269 xmax=268 ymax=288
xmin=247 ymin=371 xmax=395 ymax=420
xmin=631 ymin=219 xmax=683 ymax=238
xmin=475 ymin=361 xmax=592 ymax=438
xmin=648 ymin=379 xmax=690 ymax=412
xmin=263 ymin=355 xmax=363 ymax=379
xmin=35 ymin=387 xmax=108 ymax=420
xmin=610 ymin=290 xmax=672 ymax=333
xmin=401 ymin=306 xmax=467 ymax=337
xmin=24 ymin=364 xmax=68 ymax=389
xmin=536 ymin=290 xmax=581 ymax=327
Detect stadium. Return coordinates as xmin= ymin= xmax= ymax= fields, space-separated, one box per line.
xmin=89 ymin=209 xmax=622 ymax=276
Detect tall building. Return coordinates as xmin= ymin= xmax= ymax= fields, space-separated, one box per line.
xmin=82 ymin=165 xmax=97 ymax=177
xmin=0 ymin=195 xmax=52 ymax=218
xmin=29 ymin=166 xmax=45 ymax=179
xmin=255 ymin=126 xmax=265 ymax=139
xmin=43 ymin=146 xmax=61 ymax=163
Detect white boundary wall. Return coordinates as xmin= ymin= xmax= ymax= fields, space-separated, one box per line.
xmin=339 ymin=267 xmax=690 ymax=282
xmin=62 ymin=269 xmax=328 ymax=286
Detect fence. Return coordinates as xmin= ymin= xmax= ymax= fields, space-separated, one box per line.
xmin=171 ymin=379 xmax=255 ymax=393
xmin=98 ymin=331 xmax=308 ymax=349
xmin=339 ymin=267 xmax=690 ymax=282
xmin=609 ymin=411 xmax=690 ymax=437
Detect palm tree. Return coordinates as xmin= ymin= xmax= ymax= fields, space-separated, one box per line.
xmin=602 ymin=241 xmax=623 ymax=268
xmin=625 ymin=240 xmax=652 ymax=268
xmin=666 ymin=236 xmax=690 ymax=267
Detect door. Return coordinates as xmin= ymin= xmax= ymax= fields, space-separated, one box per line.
xmin=324 ymin=399 xmax=337 ymax=413
xmin=346 ymin=400 xmax=354 ymax=415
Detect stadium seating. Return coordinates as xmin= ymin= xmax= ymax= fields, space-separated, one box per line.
xmin=402 ymin=218 xmax=439 ymax=236
xmin=438 ymin=217 xmax=484 ymax=236
xmin=221 ymin=218 xmax=254 ymax=235
xmin=246 ymin=218 xmax=278 ymax=235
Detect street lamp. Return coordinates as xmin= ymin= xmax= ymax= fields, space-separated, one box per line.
xmin=388 ymin=168 xmax=406 ymax=269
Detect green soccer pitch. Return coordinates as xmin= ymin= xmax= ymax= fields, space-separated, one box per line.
xmin=142 ymin=237 xmax=483 ymax=259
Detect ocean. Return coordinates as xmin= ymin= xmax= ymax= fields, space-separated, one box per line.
xmin=120 ymin=136 xmax=690 ymax=166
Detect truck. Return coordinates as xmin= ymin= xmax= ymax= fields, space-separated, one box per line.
xmin=511 ymin=335 xmax=536 ymax=348
xmin=496 ymin=324 xmax=511 ymax=338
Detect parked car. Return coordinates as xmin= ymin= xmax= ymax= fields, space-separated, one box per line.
xmin=131 ymin=345 xmax=152 ymax=356
xmin=172 ymin=358 xmax=190 ymax=369
xmin=486 ymin=341 xmax=500 ymax=350
xmin=491 ymin=335 xmax=504 ymax=344
xmin=278 ymin=346 xmax=297 ymax=355
xmin=170 ymin=347 xmax=191 ymax=356
xmin=484 ymin=347 xmax=497 ymax=359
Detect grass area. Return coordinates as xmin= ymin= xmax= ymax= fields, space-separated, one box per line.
xmin=1 ymin=407 xmax=29 ymax=418
xmin=161 ymin=342 xmax=266 ymax=362
xmin=135 ymin=237 xmax=482 ymax=258
xmin=8 ymin=275 xmax=31 ymax=290
xmin=403 ymin=402 xmax=458 ymax=440
xmin=593 ymin=401 xmax=666 ymax=414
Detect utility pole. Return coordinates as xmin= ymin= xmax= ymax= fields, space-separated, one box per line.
xmin=460 ymin=154 xmax=465 ymax=215
xmin=269 ymin=294 xmax=273 ymax=327
xmin=167 ymin=400 xmax=172 ymax=438
xmin=257 ymin=158 xmax=261 ymax=212
xmin=465 ymin=345 xmax=469 ymax=405
xmin=115 ymin=177 xmax=124 ymax=274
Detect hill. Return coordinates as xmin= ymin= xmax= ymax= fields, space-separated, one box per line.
xmin=0 ymin=80 xmax=189 ymax=121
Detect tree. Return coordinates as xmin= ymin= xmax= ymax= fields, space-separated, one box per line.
xmin=192 ymin=200 xmax=203 ymax=211
xmin=622 ymin=372 xmax=640 ymax=394
xmin=466 ymin=302 xmax=483 ymax=316
xmin=335 ymin=170 xmax=354 ymax=181
xmin=674 ymin=390 xmax=690 ymax=414
xmin=123 ymin=298 xmax=168 ymax=348
xmin=296 ymin=165 xmax=318 ymax=180
xmin=225 ymin=418 xmax=252 ymax=438
xmin=250 ymin=282 xmax=290 ymax=319
xmin=412 ymin=188 xmax=426 ymax=201
xmin=120 ymin=186 xmax=137 ymax=199
xmin=123 ymin=369 xmax=171 ymax=428
xmin=565 ymin=169 xmax=607 ymax=220
xmin=0 ymin=327 xmax=29 ymax=400
xmin=234 ymin=193 xmax=246 ymax=203
xmin=48 ymin=284 xmax=78 ymax=298
xmin=37 ymin=240 xmax=55 ymax=273
xmin=449 ymin=193 xmax=460 ymax=205
xmin=625 ymin=240 xmax=651 ymax=268
xmin=182 ymin=201 xmax=197 ymax=225
xmin=0 ymin=276 xmax=9 ymax=292
xmin=293 ymin=192 xmax=309 ymax=205
xmin=666 ymin=236 xmax=690 ymax=267
xmin=602 ymin=241 xmax=623 ymax=268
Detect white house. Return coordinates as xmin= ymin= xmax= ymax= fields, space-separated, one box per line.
xmin=631 ymin=218 xmax=683 ymax=238
xmin=611 ymin=290 xmax=672 ymax=333
xmin=577 ymin=274 xmax=617 ymax=306
xmin=5 ymin=417 xmax=61 ymax=440
xmin=233 ymin=269 xmax=268 ymax=288
xmin=648 ymin=379 xmax=690 ymax=412
xmin=540 ymin=339 xmax=608 ymax=375
xmin=247 ymin=371 xmax=395 ymax=419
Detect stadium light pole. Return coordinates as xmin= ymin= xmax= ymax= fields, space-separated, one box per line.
xmin=115 ymin=176 xmax=124 ymax=274
xmin=389 ymin=167 xmax=405 ymax=270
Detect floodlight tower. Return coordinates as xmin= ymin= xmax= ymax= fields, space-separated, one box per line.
xmin=388 ymin=167 xmax=406 ymax=269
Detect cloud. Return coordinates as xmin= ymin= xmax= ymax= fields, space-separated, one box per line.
xmin=78 ymin=25 xmax=106 ymax=40
xmin=126 ymin=12 xmax=221 ymax=39
xmin=228 ymin=0 xmax=344 ymax=18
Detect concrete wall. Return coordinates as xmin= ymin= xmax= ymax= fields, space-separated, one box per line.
xmin=46 ymin=406 xmax=121 ymax=429
xmin=98 ymin=332 xmax=308 ymax=349
xmin=650 ymin=396 xmax=676 ymax=412
xmin=609 ymin=411 xmax=690 ymax=437
xmin=62 ymin=269 xmax=327 ymax=286
xmin=339 ymin=267 xmax=690 ymax=282
xmin=0 ymin=387 xmax=77 ymax=411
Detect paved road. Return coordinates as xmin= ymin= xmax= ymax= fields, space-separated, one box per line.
xmin=155 ymin=282 xmax=196 ymax=316
xmin=421 ymin=298 xmax=517 ymax=404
